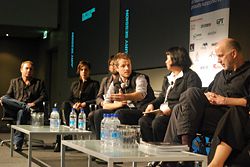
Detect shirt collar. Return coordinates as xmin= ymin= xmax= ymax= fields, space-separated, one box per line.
xmin=167 ymin=71 xmax=183 ymax=85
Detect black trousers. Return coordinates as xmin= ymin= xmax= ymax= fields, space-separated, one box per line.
xmin=139 ymin=114 xmax=170 ymax=142
xmin=164 ymin=87 xmax=227 ymax=144
xmin=208 ymin=107 xmax=250 ymax=166
xmin=93 ymin=106 xmax=143 ymax=139
xmin=1 ymin=95 xmax=31 ymax=147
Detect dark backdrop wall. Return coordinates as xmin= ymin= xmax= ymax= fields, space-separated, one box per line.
xmin=68 ymin=0 xmax=110 ymax=76
xmin=0 ymin=0 xmax=58 ymax=28
xmin=119 ymin=0 xmax=190 ymax=70
xmin=67 ymin=0 xmax=190 ymax=75
xmin=229 ymin=0 xmax=250 ymax=59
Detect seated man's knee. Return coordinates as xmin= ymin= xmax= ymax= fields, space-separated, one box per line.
xmin=138 ymin=116 xmax=148 ymax=127
xmin=94 ymin=109 xmax=104 ymax=117
xmin=1 ymin=95 xmax=10 ymax=104
xmin=115 ymin=109 xmax=125 ymax=118
xmin=93 ymin=109 xmax=106 ymax=122
xmin=152 ymin=116 xmax=168 ymax=130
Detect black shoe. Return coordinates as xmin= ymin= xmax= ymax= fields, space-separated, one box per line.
xmin=64 ymin=135 xmax=73 ymax=140
xmin=157 ymin=161 xmax=190 ymax=167
xmin=177 ymin=161 xmax=194 ymax=167
xmin=157 ymin=162 xmax=177 ymax=167
xmin=95 ymin=158 xmax=107 ymax=164
xmin=54 ymin=143 xmax=60 ymax=152
xmin=147 ymin=161 xmax=160 ymax=167
xmin=14 ymin=144 xmax=22 ymax=152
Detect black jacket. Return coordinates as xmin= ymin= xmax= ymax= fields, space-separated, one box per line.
xmin=6 ymin=77 xmax=47 ymax=109
xmin=151 ymin=69 xmax=202 ymax=110
xmin=69 ymin=78 xmax=100 ymax=106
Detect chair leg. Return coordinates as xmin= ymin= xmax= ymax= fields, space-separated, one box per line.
xmin=23 ymin=135 xmax=44 ymax=147
xmin=0 ymin=139 xmax=11 ymax=146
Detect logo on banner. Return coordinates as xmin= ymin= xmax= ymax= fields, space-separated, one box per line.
xmin=201 ymin=23 xmax=211 ymax=28
xmin=211 ymin=42 xmax=217 ymax=46
xmin=216 ymin=18 xmax=224 ymax=25
xmin=193 ymin=33 xmax=202 ymax=40
xmin=190 ymin=43 xmax=195 ymax=52
xmin=208 ymin=31 xmax=216 ymax=35
xmin=201 ymin=42 xmax=208 ymax=49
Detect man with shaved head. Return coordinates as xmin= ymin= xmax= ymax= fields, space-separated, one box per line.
xmin=162 ymin=38 xmax=250 ymax=167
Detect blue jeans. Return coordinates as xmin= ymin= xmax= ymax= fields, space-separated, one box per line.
xmin=1 ymin=95 xmax=30 ymax=147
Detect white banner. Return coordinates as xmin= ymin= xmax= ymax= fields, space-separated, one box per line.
xmin=189 ymin=0 xmax=230 ymax=87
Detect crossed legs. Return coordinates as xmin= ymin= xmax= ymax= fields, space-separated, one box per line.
xmin=1 ymin=95 xmax=30 ymax=149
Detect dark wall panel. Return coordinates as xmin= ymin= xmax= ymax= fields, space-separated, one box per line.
xmin=119 ymin=0 xmax=190 ymax=70
xmin=68 ymin=0 xmax=110 ymax=76
xmin=0 ymin=0 xmax=58 ymax=28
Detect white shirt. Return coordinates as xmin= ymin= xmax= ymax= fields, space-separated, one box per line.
xmin=160 ymin=71 xmax=184 ymax=112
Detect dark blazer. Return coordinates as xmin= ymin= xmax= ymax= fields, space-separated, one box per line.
xmin=96 ymin=75 xmax=114 ymax=106
xmin=151 ymin=69 xmax=202 ymax=110
xmin=69 ymin=78 xmax=100 ymax=106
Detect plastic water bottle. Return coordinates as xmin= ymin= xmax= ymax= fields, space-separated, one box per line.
xmin=78 ymin=108 xmax=86 ymax=130
xmin=69 ymin=108 xmax=77 ymax=129
xmin=100 ymin=114 xmax=108 ymax=143
xmin=50 ymin=107 xmax=60 ymax=131
xmin=110 ymin=113 xmax=121 ymax=147
xmin=105 ymin=114 xmax=113 ymax=146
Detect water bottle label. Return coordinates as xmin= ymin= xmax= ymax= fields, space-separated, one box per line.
xmin=50 ymin=119 xmax=60 ymax=131
xmin=55 ymin=119 xmax=59 ymax=127
xmin=111 ymin=131 xmax=119 ymax=139
xmin=70 ymin=119 xmax=75 ymax=127
xmin=78 ymin=121 xmax=83 ymax=128
xmin=100 ymin=131 xmax=105 ymax=140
